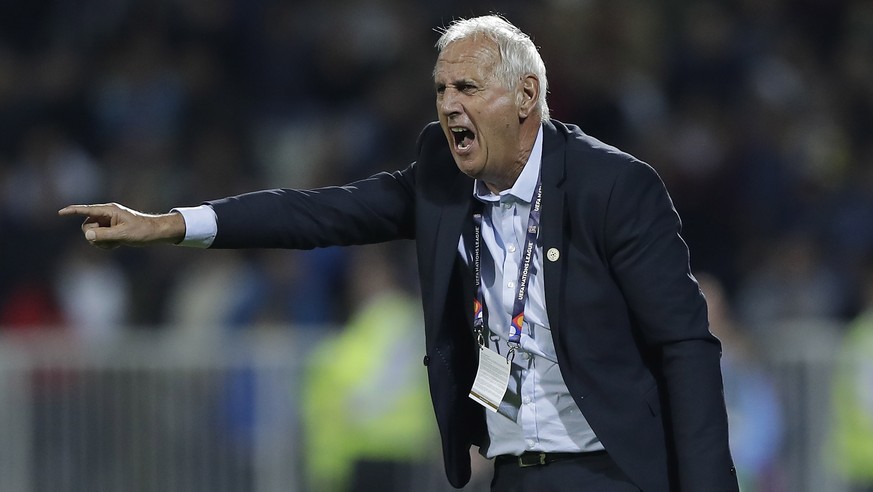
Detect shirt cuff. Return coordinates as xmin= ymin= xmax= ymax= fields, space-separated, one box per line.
xmin=171 ymin=205 xmax=217 ymax=248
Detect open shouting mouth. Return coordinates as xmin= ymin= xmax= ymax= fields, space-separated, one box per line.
xmin=451 ymin=126 xmax=476 ymax=152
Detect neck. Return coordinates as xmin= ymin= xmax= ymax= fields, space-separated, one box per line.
xmin=484 ymin=160 xmax=525 ymax=194
xmin=483 ymin=118 xmax=541 ymax=194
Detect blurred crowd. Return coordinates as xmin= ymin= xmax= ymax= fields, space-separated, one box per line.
xmin=2 ymin=0 xmax=873 ymax=489
xmin=1 ymin=0 xmax=871 ymax=332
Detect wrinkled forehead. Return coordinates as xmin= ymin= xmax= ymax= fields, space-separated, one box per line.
xmin=434 ymin=37 xmax=500 ymax=80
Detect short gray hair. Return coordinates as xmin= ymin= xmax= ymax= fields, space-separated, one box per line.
xmin=435 ymin=15 xmax=550 ymax=120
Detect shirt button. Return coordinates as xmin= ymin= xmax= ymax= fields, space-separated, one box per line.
xmin=503 ymin=202 xmax=512 ymax=209
xmin=526 ymin=439 xmax=535 ymax=449
xmin=507 ymin=281 xmax=515 ymax=289
xmin=522 ymin=396 xmax=531 ymax=404
xmin=508 ymin=244 xmax=517 ymax=253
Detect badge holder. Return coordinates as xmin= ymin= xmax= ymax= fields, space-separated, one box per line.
xmin=469 ymin=327 xmax=513 ymax=412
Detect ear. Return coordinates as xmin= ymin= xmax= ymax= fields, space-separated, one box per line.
xmin=517 ymin=75 xmax=539 ymax=119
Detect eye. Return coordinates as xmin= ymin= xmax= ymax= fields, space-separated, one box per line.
xmin=435 ymin=84 xmax=446 ymax=96
xmin=458 ymin=83 xmax=477 ymax=95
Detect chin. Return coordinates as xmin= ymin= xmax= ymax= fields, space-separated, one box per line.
xmin=453 ymin=160 xmax=481 ymax=179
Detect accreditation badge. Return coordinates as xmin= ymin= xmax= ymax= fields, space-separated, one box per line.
xmin=469 ymin=346 xmax=511 ymax=412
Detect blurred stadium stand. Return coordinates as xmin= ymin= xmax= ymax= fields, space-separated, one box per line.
xmin=2 ymin=0 xmax=873 ymax=490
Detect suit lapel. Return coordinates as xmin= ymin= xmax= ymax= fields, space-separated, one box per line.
xmin=540 ymin=121 xmax=567 ymax=336
xmin=427 ymin=171 xmax=474 ymax=351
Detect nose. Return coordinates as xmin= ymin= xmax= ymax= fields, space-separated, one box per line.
xmin=438 ymin=88 xmax=462 ymax=117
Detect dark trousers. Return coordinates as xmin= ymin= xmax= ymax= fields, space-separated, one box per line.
xmin=491 ymin=452 xmax=640 ymax=492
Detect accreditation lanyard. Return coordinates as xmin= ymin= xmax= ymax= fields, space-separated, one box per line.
xmin=472 ymin=178 xmax=543 ymax=362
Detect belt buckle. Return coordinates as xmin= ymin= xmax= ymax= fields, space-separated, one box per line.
xmin=518 ymin=452 xmax=547 ymax=468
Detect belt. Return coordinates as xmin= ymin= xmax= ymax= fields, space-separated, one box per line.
xmin=495 ymin=450 xmax=607 ymax=468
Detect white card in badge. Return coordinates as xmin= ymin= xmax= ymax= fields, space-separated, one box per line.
xmin=469 ymin=346 xmax=511 ymax=412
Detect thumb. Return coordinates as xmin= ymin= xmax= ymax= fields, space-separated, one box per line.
xmin=82 ymin=221 xmax=124 ymax=248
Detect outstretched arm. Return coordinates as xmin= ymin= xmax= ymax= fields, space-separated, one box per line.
xmin=58 ymin=203 xmax=186 ymax=249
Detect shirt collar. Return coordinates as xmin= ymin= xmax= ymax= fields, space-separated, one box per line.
xmin=474 ymin=125 xmax=544 ymax=204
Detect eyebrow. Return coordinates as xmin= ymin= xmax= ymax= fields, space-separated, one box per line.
xmin=434 ymin=79 xmax=478 ymax=90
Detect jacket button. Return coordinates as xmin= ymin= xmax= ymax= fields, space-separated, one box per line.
xmin=423 ymin=355 xmax=430 ymax=366
xmin=729 ymin=466 xmax=736 ymax=476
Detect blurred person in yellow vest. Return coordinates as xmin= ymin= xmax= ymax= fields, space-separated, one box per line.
xmin=302 ymin=244 xmax=439 ymax=492
xmin=830 ymin=263 xmax=873 ymax=492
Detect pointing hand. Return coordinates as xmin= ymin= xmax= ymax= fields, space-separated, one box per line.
xmin=58 ymin=203 xmax=186 ymax=249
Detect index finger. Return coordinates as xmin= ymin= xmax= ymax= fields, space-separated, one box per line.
xmin=58 ymin=204 xmax=116 ymax=217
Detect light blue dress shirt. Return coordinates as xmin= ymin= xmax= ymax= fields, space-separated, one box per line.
xmin=459 ymin=127 xmax=603 ymax=458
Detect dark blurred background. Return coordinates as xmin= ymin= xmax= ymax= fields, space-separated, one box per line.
xmin=1 ymin=0 xmax=872 ymax=491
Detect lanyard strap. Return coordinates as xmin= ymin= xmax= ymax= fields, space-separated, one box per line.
xmin=472 ymin=179 xmax=543 ymax=349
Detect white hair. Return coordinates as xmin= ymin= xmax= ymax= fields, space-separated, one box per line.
xmin=435 ymin=15 xmax=550 ymax=120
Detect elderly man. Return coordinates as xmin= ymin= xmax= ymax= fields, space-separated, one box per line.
xmin=61 ymin=15 xmax=738 ymax=492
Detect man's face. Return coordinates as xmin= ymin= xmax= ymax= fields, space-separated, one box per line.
xmin=434 ymin=37 xmax=526 ymax=190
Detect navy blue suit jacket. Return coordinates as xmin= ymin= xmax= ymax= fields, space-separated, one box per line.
xmin=208 ymin=120 xmax=739 ymax=491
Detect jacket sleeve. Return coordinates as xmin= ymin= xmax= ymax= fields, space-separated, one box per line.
xmin=604 ymin=160 xmax=739 ymax=490
xmin=205 ymin=164 xmax=416 ymax=250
